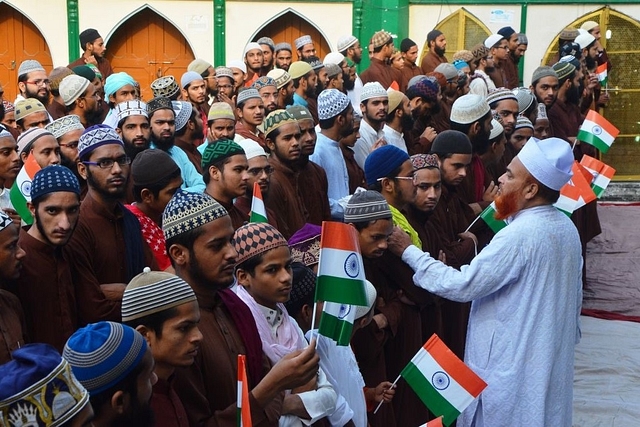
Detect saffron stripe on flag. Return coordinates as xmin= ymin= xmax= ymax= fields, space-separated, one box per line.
xmin=320 ymin=221 xmax=360 ymax=252
xmin=250 ymin=182 xmax=268 ymax=223
xmin=585 ymin=110 xmax=619 ymax=138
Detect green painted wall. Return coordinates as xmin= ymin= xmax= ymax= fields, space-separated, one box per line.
xmin=214 ymin=0 xmax=226 ymax=66
xmin=67 ymin=0 xmax=80 ymax=62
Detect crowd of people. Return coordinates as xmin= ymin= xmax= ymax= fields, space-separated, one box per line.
xmin=0 ymin=19 xmax=610 ymax=427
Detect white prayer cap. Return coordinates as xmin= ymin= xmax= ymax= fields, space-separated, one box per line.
xmin=354 ymin=280 xmax=377 ymax=320
xmin=243 ymin=43 xmax=262 ymax=58
xmin=484 ymin=34 xmax=504 ymax=49
xmin=489 ymin=119 xmax=503 ymax=140
xmin=517 ymin=137 xmax=573 ymax=191
xmin=575 ymin=33 xmax=596 ymax=50
xmin=237 ymin=139 xmax=267 ymax=160
xmin=227 ymin=60 xmax=247 ymax=74
xmin=323 ymin=52 xmax=345 ymax=66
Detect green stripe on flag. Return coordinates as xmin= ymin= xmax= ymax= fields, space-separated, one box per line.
xmin=401 ymin=362 xmax=460 ymax=426
xmin=9 ymin=185 xmax=33 ymax=225
xmin=315 ymin=276 xmax=367 ymax=306
xmin=577 ymin=130 xmax=611 ymax=153
xmin=250 ymin=211 xmax=268 ymax=223
xmin=318 ymin=310 xmax=353 ymax=346
xmin=479 ymin=205 xmax=507 ymax=234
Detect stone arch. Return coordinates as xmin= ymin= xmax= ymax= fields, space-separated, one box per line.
xmin=105 ymin=5 xmax=196 ymax=101
xmin=419 ymin=8 xmax=491 ymax=65
xmin=543 ymin=6 xmax=640 ymax=177
xmin=0 ymin=1 xmax=53 ymax=101
xmin=251 ymin=9 xmax=332 ymax=61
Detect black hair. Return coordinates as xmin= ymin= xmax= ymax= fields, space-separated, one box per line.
xmin=235 ymin=251 xmax=266 ymax=277
xmin=319 ymin=106 xmax=350 ymax=130
xmin=132 ymin=168 xmax=182 ymax=203
xmin=87 ymin=353 xmax=147 ymax=413
xmin=530 ymin=176 xmax=560 ymax=204
xmin=175 ymin=108 xmax=198 ymax=137
xmin=352 ymin=219 xmax=383 ymax=232
xmin=558 ymin=70 xmax=576 ymax=86
xmin=202 ymin=157 xmax=230 ymax=185
xmin=166 ymin=226 xmax=206 ymax=267
xmin=201 ymin=68 xmax=212 ymax=79
xmin=123 ymin=306 xmax=178 ymax=340
xmin=450 ymin=121 xmax=472 ymax=135
xmin=430 ymin=151 xmax=455 ymax=161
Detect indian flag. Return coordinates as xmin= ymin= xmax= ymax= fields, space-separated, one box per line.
xmin=479 ymin=202 xmax=507 ymax=234
xmin=318 ymin=302 xmax=355 ymax=346
xmin=418 ymin=416 xmax=444 ymax=427
xmin=237 ymin=354 xmax=252 ymax=427
xmin=249 ymin=182 xmax=268 ymax=223
xmin=315 ymin=221 xmax=368 ymax=306
xmin=401 ymin=334 xmax=487 ymax=426
xmin=596 ymin=63 xmax=608 ymax=87
xmin=554 ymin=162 xmax=597 ymax=215
xmin=577 ymin=110 xmax=619 ymax=154
xmin=9 ymin=154 xmax=40 ymax=225
xmin=580 ymin=155 xmax=616 ymax=198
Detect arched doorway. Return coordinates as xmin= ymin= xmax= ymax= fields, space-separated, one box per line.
xmin=542 ymin=7 xmax=640 ymax=178
xmin=253 ymin=10 xmax=332 ymax=62
xmin=419 ymin=8 xmax=491 ymax=65
xmin=106 ymin=7 xmax=195 ymax=101
xmin=0 ymin=2 xmax=53 ymax=102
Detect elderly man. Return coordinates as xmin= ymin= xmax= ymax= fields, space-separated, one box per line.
xmin=388 ymin=137 xmax=582 ymax=427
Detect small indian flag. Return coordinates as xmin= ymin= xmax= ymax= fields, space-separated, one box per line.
xmin=554 ymin=162 xmax=597 ymax=215
xmin=577 ymin=110 xmax=619 ymax=154
xmin=596 ymin=63 xmax=608 ymax=87
xmin=249 ymin=182 xmax=268 ymax=223
xmin=418 ymin=416 xmax=444 ymax=427
xmin=580 ymin=155 xmax=616 ymax=198
xmin=401 ymin=334 xmax=487 ymax=426
xmin=479 ymin=202 xmax=507 ymax=234
xmin=318 ymin=302 xmax=355 ymax=346
xmin=9 ymin=154 xmax=40 ymax=225
xmin=315 ymin=221 xmax=368 ymax=306
xmin=237 ymin=354 xmax=252 ymax=427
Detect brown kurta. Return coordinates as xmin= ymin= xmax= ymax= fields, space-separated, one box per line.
xmin=0 ymin=289 xmax=26 ymax=365
xmin=173 ymin=289 xmax=283 ymax=427
xmin=175 ymin=136 xmax=203 ymax=174
xmin=234 ymin=196 xmax=280 ymax=230
xmin=487 ymin=63 xmax=507 ymax=88
xmin=400 ymin=62 xmax=422 ymax=88
xmin=152 ymin=376 xmax=189 ymax=427
xmin=429 ymin=99 xmax=453 ymax=135
xmin=297 ymin=159 xmax=331 ymax=226
xmin=67 ymin=56 xmax=114 ymax=81
xmin=65 ymin=192 xmax=158 ymax=325
xmin=503 ymin=54 xmax=520 ymax=89
xmin=47 ymin=100 xmax=67 ymax=120
xmin=216 ymin=198 xmax=250 ymax=231
xmin=360 ymin=58 xmax=403 ymax=91
xmin=266 ymin=156 xmax=308 ymax=239
xmin=420 ymin=51 xmax=447 ymax=74
xmin=235 ymin=122 xmax=266 ymax=147
xmin=409 ymin=114 xmax=436 ymax=155
xmin=340 ymin=145 xmax=366 ymax=193
xmin=13 ymin=228 xmax=77 ymax=352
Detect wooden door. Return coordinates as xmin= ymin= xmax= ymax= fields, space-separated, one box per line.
xmin=254 ymin=11 xmax=331 ymax=62
xmin=0 ymin=3 xmax=53 ymax=102
xmin=107 ymin=8 xmax=195 ymax=101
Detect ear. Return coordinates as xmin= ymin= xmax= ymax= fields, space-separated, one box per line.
xmin=181 ymin=88 xmax=189 ymax=99
xmin=18 ymin=82 xmax=26 ymax=95
xmin=471 ymin=121 xmax=481 ymax=136
xmin=140 ymin=188 xmax=154 ymax=205
xmin=208 ymin=165 xmax=220 ymax=182
xmin=523 ymin=180 xmax=539 ymax=200
xmin=20 ymin=152 xmax=28 ymax=164
xmin=109 ymin=94 xmax=117 ymax=105
xmin=265 ymin=137 xmax=276 ymax=153
xmin=360 ymin=103 xmax=366 ymax=116
xmin=77 ymin=161 xmax=88 ymax=181
xmin=168 ymin=243 xmax=189 ymax=267
xmin=380 ymin=177 xmax=394 ymax=194
xmin=110 ymin=390 xmax=127 ymax=414
xmin=27 ymin=202 xmax=35 ymax=218
xmin=115 ymin=127 xmax=123 ymax=136
xmin=236 ymin=268 xmax=251 ymax=287
xmin=135 ymin=325 xmax=155 ymax=346
xmin=300 ymin=303 xmax=313 ymax=325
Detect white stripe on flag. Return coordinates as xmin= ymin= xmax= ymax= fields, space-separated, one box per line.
xmin=323 ymin=302 xmax=356 ymax=323
xmin=582 ymin=118 xmax=615 ymax=145
xmin=592 ymin=174 xmax=610 ymax=190
xmin=412 ymin=346 xmax=476 ymax=412
xmin=318 ymin=247 xmax=365 ymax=281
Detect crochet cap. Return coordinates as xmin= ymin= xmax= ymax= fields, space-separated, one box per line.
xmin=115 ymin=100 xmax=148 ymax=123
xmin=452 ymin=49 xmax=474 ymax=63
xmin=18 ymin=60 xmax=45 ymax=78
xmin=323 ymin=52 xmax=345 ymax=66
xmin=71 ymin=65 xmax=96 ymax=83
xmin=172 ymin=100 xmax=192 ymax=132
xmin=531 ymin=66 xmax=558 ymax=85
xmin=122 ymin=268 xmax=196 ymax=322
xmin=288 ymin=61 xmax=313 ymax=80
xmin=181 ymin=71 xmax=203 ymax=89
xmin=59 ymin=75 xmax=90 ymax=106
xmin=581 ymin=21 xmax=599 ymax=32
xmin=227 ymin=60 xmax=247 ymax=74
xmin=450 ymin=94 xmax=489 ymax=125
xmin=0 ymin=210 xmax=12 ymax=232
xmin=201 ymin=139 xmax=246 ymax=170
xmin=257 ymin=36 xmax=275 ymax=51
xmin=78 ymin=124 xmax=124 ymax=159
xmin=147 ymin=96 xmax=173 ymax=116
xmin=46 ymin=115 xmax=85 ymax=139
xmin=371 ymin=30 xmax=393 ymax=49
xmin=317 ymin=89 xmax=350 ymax=120
xmin=411 ymin=153 xmax=439 ymax=170
xmin=364 ymin=145 xmax=410 ymax=186
xmin=63 ymin=321 xmax=148 ymax=395
xmin=162 ymin=190 xmax=228 ymax=241
xmin=208 ymin=102 xmax=236 ymax=122
xmin=286 ymin=105 xmax=313 ymax=122
xmin=434 ymin=63 xmax=458 ymax=81
xmin=515 ymin=116 xmax=534 ymax=131
xmin=325 ymin=63 xmax=342 ymax=79
xmin=0 ymin=343 xmax=89 ymax=427
xmin=285 ymin=262 xmax=316 ymax=315
xmin=237 ymin=88 xmax=262 ymax=106
xmin=275 ymin=42 xmax=293 ymax=53
xmin=17 ymin=128 xmax=55 ymax=155
xmin=489 ymin=119 xmax=504 ymax=140
xmin=263 ymin=109 xmax=298 ymax=137
xmin=295 ymin=35 xmax=313 ymax=50
xmin=15 ymin=98 xmax=46 ymax=121
xmin=484 ymin=34 xmax=504 ymax=49
xmin=49 ymin=66 xmax=74 ymax=91
xmin=188 ymin=59 xmax=213 ymax=76
xmin=575 ymin=33 xmax=596 ymax=50
xmin=344 ymin=190 xmax=392 ymax=223
xmin=288 ymin=223 xmax=321 ymax=267
xmin=151 ymin=76 xmax=180 ymax=98
xmin=406 ymin=76 xmax=439 ymax=103
xmin=31 ymin=165 xmax=80 ymax=202
xmin=387 ymin=88 xmax=405 ymax=113
xmin=243 ymin=42 xmax=262 ymax=57
xmin=360 ymin=82 xmax=388 ymax=103
xmin=471 ymin=44 xmax=490 ymax=63
xmin=252 ymin=76 xmax=277 ymax=91
xmin=233 ymin=222 xmax=288 ymax=265
xmin=512 ymin=87 xmax=535 ymax=113
xmin=552 ymin=61 xmax=575 ymax=81
xmin=517 ymin=137 xmax=573 ymax=190
xmin=431 ymin=130 xmax=472 ymax=155
xmin=337 ymin=35 xmax=358 ymax=52
xmin=486 ymin=88 xmax=518 ymax=107
xmin=267 ymin=68 xmax=292 ymax=90
xmin=215 ymin=66 xmax=234 ymax=80
xmin=237 ymin=139 xmax=268 ymax=160
xmin=559 ymin=27 xmax=579 ymax=41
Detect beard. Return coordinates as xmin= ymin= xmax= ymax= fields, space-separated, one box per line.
xmin=400 ymin=112 xmax=414 ymax=130
xmin=151 ymin=132 xmax=175 ymax=151
xmin=585 ymin=55 xmax=597 ymax=70
xmin=342 ymin=71 xmax=355 ymax=91
xmin=111 ymin=395 xmax=155 ymax=427
xmin=430 ymin=101 xmax=441 ymax=115
xmin=435 ymin=46 xmax=446 ymax=57
xmin=314 ymin=80 xmax=325 ymax=97
xmin=124 ymin=142 xmax=148 ymax=161
xmin=86 ymin=167 xmax=128 ymax=201
xmin=566 ymin=83 xmax=581 ymax=105
xmin=494 ymin=187 xmax=522 ymax=220
xmin=26 ymin=86 xmax=50 ymax=105
xmin=484 ymin=65 xmax=496 ymax=74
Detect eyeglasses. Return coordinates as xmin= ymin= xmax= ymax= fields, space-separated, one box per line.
xmin=25 ymin=79 xmax=50 ymax=87
xmin=247 ymin=165 xmax=274 ymax=176
xmin=59 ymin=142 xmax=79 ymax=149
xmin=83 ymin=156 xmax=131 ymax=169
xmin=377 ymin=175 xmax=416 ymax=183
xmin=497 ymin=46 xmax=510 ymax=50
xmin=218 ymin=85 xmax=234 ymax=90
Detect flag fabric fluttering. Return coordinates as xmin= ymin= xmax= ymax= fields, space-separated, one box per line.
xmin=596 ymin=63 xmax=608 ymax=87
xmin=577 ymin=110 xmax=619 ymax=154
xmin=249 ymin=182 xmax=268 ymax=223
xmin=9 ymin=154 xmax=40 ymax=224
xmin=237 ymin=354 xmax=252 ymax=427
xmin=314 ymin=221 xmax=368 ymax=306
xmin=318 ymin=302 xmax=356 ymax=346
xmin=400 ymin=334 xmax=487 ymax=426
xmin=580 ymin=155 xmax=616 ymax=198
xmin=554 ymin=162 xmax=597 ymax=216
xmin=418 ymin=416 xmax=444 ymax=427
xmin=479 ymin=202 xmax=508 ymax=233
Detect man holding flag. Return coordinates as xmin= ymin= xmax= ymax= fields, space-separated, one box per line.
xmin=387 ymin=137 xmax=583 ymax=427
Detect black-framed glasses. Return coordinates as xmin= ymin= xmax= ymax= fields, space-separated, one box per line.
xmin=83 ymin=156 xmax=131 ymax=169
xmin=247 ymin=165 xmax=274 ymax=176
xmin=59 ymin=141 xmax=79 ymax=149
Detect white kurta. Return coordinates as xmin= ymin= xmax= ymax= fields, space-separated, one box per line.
xmin=401 ymin=205 xmax=583 ymax=427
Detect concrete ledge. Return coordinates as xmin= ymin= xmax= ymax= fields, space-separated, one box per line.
xmin=601 ymin=182 xmax=640 ymax=202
